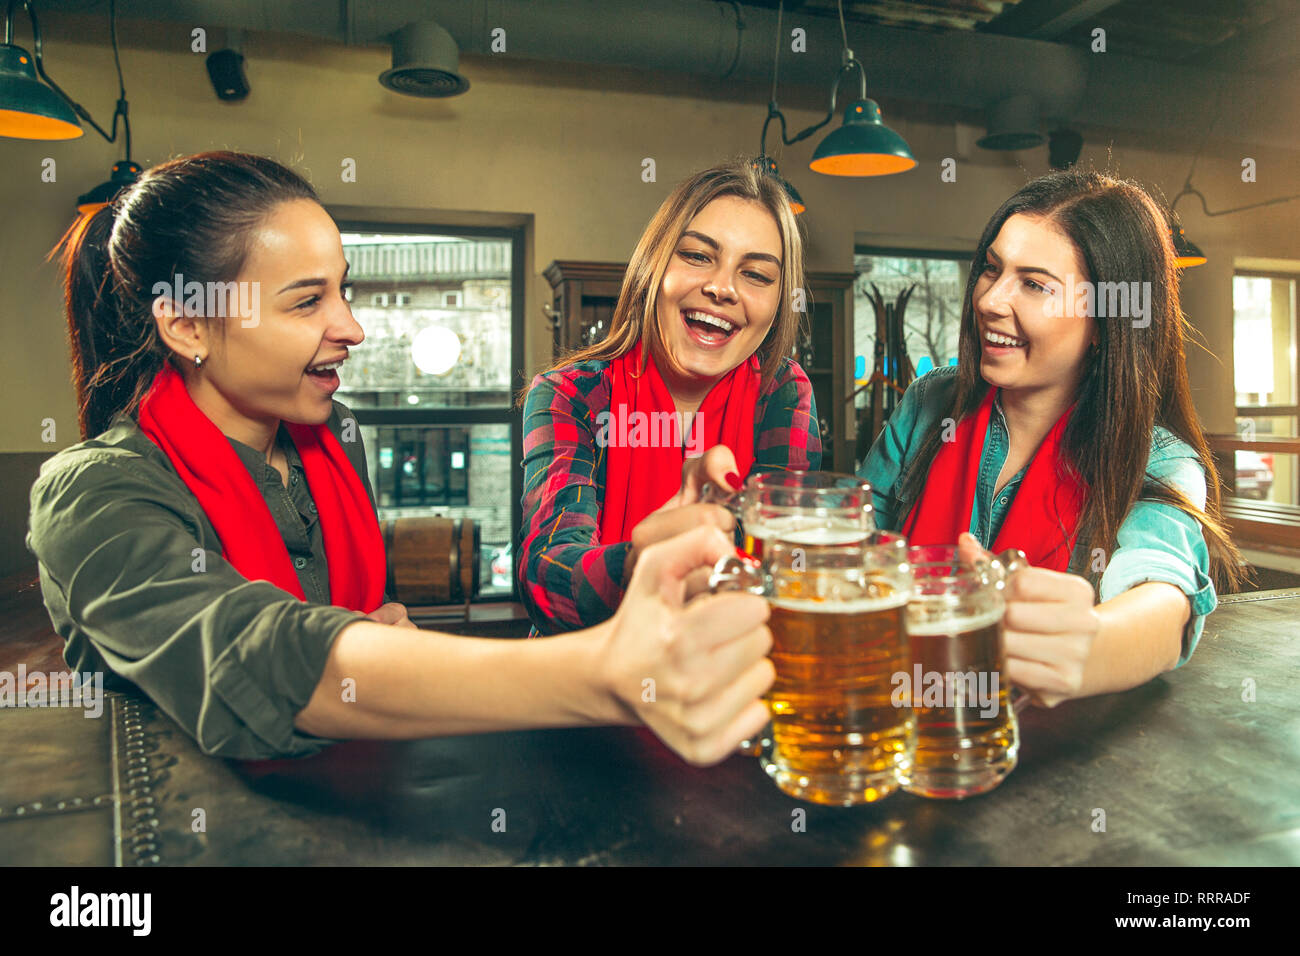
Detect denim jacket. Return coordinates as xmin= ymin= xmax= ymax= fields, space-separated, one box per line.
xmin=859 ymin=364 xmax=1217 ymax=667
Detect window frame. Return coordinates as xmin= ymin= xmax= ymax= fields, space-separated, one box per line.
xmin=332 ymin=218 xmax=527 ymax=602
xmin=1232 ymin=268 xmax=1300 ymax=424
xmin=852 ymin=244 xmax=974 ymax=377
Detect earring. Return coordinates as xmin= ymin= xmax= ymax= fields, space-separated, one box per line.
xmin=194 ymin=354 xmax=204 ymax=368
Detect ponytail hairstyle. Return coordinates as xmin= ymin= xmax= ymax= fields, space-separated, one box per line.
xmin=896 ymin=167 xmax=1247 ymax=594
xmin=51 ymin=151 xmax=318 ymax=439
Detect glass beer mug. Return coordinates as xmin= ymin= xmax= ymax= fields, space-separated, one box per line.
xmin=902 ymin=544 xmax=1026 ymax=799
xmin=702 ymin=469 xmax=876 ymax=560
xmin=711 ymin=531 xmax=914 ymax=806
xmin=701 ymin=470 xmax=876 ymax=757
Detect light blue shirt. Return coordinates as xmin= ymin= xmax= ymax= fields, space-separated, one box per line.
xmin=859 ymin=364 xmax=1217 ymax=667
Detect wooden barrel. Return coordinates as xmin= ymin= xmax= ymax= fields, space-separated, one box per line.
xmin=380 ymin=517 xmax=480 ymax=606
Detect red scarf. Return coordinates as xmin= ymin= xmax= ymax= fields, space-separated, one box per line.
xmin=137 ymin=363 xmax=386 ymax=612
xmin=901 ymin=386 xmax=1087 ymax=572
xmin=600 ymin=344 xmax=759 ymax=543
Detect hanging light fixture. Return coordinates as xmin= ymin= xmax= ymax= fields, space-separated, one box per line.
xmin=1170 ymin=225 xmax=1206 ymax=269
xmin=749 ymin=156 xmax=804 ymax=214
xmin=0 ymin=0 xmax=81 ymax=138
xmin=751 ymin=2 xmax=806 ymax=213
xmin=77 ymin=158 xmax=140 ymax=215
xmin=0 ymin=0 xmax=140 ymax=214
xmin=758 ymin=0 xmax=915 ymax=184
xmin=1169 ymin=182 xmax=1300 ymax=270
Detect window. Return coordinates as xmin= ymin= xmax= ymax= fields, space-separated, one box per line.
xmin=854 ymin=247 xmax=969 ymax=408
xmin=442 ymin=291 xmax=462 ymax=308
xmin=334 ymin=226 xmax=525 ymax=598
xmin=1232 ymin=272 xmax=1298 ymax=505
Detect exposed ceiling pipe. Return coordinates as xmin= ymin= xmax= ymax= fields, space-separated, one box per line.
xmin=44 ymin=0 xmax=1300 ymax=151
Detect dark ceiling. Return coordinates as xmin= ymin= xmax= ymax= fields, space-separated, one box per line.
xmin=740 ymin=0 xmax=1300 ymax=71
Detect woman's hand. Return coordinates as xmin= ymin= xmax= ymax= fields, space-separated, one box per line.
xmin=599 ymin=524 xmax=775 ymax=766
xmin=957 ymin=532 xmax=1101 ymax=708
xmin=366 ymin=601 xmax=418 ymax=629
xmin=623 ymin=445 xmax=741 ymax=588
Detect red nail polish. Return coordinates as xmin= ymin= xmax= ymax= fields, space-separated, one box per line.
xmin=726 ymin=472 xmax=742 ymax=491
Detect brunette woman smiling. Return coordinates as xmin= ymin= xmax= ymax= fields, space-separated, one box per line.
xmin=861 ymin=168 xmax=1246 ymax=709
xmin=26 ymin=151 xmax=775 ymax=764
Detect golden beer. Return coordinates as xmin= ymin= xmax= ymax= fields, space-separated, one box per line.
xmin=760 ymin=529 xmax=913 ymax=806
xmin=767 ymin=593 xmax=912 ymax=805
xmin=706 ymin=472 xmax=877 ymax=766
xmin=903 ymin=548 xmax=1019 ymax=799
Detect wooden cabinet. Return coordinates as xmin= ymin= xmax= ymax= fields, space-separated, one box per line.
xmin=542 ymin=260 xmax=626 ymax=356
xmin=801 ymin=271 xmax=855 ymax=474
xmin=542 ymin=261 xmax=854 ymax=472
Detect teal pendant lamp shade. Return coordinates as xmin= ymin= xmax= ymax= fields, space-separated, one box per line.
xmin=77 ymin=159 xmax=140 ymax=214
xmin=810 ymin=99 xmax=915 ymax=177
xmin=1171 ymin=226 xmax=1206 ymax=268
xmin=0 ymin=43 xmax=82 ymax=139
xmin=751 ymin=156 xmax=805 ymax=214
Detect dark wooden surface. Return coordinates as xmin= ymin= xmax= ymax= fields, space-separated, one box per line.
xmin=2 ymin=574 xmax=1298 ymax=866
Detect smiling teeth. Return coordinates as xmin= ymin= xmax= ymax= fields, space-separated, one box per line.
xmin=684 ymin=311 xmax=735 ymax=333
xmin=985 ymin=331 xmax=1026 ymax=347
xmin=309 ymin=360 xmax=344 ymax=372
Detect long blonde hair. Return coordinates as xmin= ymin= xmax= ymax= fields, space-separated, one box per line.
xmin=532 ymin=158 xmax=806 ymax=395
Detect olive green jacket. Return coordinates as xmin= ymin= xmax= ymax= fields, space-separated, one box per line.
xmin=26 ymin=400 xmax=386 ymax=760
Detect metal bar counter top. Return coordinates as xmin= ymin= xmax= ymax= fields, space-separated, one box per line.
xmin=1 ymin=585 xmax=1297 ymax=866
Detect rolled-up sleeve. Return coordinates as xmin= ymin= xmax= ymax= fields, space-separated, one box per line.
xmin=28 ymin=455 xmax=367 ymax=759
xmin=1098 ymin=455 xmax=1217 ymax=668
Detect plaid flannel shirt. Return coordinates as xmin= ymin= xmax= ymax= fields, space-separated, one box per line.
xmin=519 ymin=355 xmax=822 ymax=635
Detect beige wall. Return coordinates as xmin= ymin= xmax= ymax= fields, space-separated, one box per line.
xmin=5 ymin=23 xmax=1300 ymax=452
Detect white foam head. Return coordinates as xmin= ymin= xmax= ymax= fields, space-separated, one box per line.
xmin=771 ymin=593 xmax=908 ymax=613
xmin=906 ymin=606 xmax=1004 ymax=635
xmin=755 ymin=524 xmax=869 ymax=547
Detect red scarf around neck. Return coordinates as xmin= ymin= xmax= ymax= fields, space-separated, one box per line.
xmin=600 ymin=343 xmax=759 ymax=543
xmin=901 ymin=385 xmax=1088 ymax=572
xmin=137 ymin=363 xmax=386 ymax=611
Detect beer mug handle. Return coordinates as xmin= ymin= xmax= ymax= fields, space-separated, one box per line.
xmin=987 ymin=549 xmax=1031 ymax=714
xmin=988 ymin=548 xmax=1028 ymax=583
xmin=708 ymin=551 xmax=772 ymax=759
xmin=699 ymin=480 xmax=737 ymax=507
xmin=708 ymin=551 xmax=765 ymax=595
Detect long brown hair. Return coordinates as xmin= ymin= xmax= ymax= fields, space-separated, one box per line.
xmin=51 ymin=151 xmax=318 ymax=439
xmin=527 ymin=158 xmax=806 ymax=398
xmin=897 ymin=168 xmax=1247 ymax=593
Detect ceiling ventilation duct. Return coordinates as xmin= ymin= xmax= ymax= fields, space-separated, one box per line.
xmin=378 ymin=20 xmax=469 ymax=97
xmin=976 ymin=93 xmax=1044 ymax=150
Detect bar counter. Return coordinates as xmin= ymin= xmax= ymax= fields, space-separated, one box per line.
xmin=2 ymin=577 xmax=1297 ymax=866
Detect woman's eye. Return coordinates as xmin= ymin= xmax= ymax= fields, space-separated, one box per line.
xmin=745 ymin=271 xmax=775 ymax=284
xmin=341 ymin=281 xmax=354 ymax=300
xmin=680 ymin=250 xmax=708 ymax=263
xmin=981 ymin=261 xmax=997 ymax=275
xmin=1024 ymin=278 xmax=1049 ymax=294
xmin=295 ymin=296 xmax=320 ymax=310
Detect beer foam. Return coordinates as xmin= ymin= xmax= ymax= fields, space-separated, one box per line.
xmin=758 ymin=526 xmax=869 ymax=546
xmin=906 ymin=607 xmax=1004 ymax=636
xmin=771 ymin=593 xmax=908 ymax=613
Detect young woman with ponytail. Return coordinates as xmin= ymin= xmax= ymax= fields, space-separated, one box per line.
xmin=27 ymin=151 xmax=775 ymax=764
xmin=860 ymin=168 xmax=1247 ymax=709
